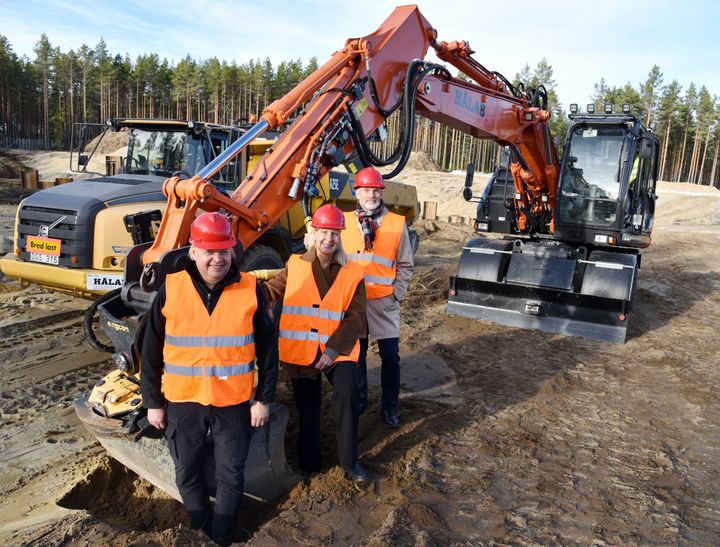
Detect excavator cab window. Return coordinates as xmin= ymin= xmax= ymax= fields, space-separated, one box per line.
xmin=557 ymin=125 xmax=627 ymax=228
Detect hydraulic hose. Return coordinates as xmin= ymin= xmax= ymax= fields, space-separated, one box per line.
xmin=530 ymin=85 xmax=548 ymax=109
xmin=349 ymin=62 xmax=450 ymax=177
xmin=382 ymin=63 xmax=451 ymax=179
xmin=350 ymin=60 xmax=425 ymax=167
xmin=83 ymin=288 xmax=121 ymax=353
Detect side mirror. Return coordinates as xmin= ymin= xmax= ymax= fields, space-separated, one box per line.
xmin=462 ymin=187 xmax=473 ymax=202
xmin=464 ymin=162 xmax=475 ymax=188
xmin=639 ymin=132 xmax=654 ymax=159
xmin=78 ymin=154 xmax=89 ymax=166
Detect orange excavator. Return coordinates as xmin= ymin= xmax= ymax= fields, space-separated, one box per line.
xmin=75 ymin=5 xmax=658 ymax=502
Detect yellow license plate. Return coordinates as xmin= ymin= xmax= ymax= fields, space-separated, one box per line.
xmin=26 ymin=235 xmax=62 ymax=256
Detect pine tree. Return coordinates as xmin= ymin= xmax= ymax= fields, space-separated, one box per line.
xmin=656 ymin=80 xmax=682 ymax=181
xmin=34 ymin=33 xmax=53 ymax=148
xmin=640 ymin=65 xmax=663 ymax=125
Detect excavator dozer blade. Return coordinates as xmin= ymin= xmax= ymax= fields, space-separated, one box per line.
xmin=75 ymin=395 xmax=301 ymax=502
xmin=447 ymin=238 xmax=638 ymax=344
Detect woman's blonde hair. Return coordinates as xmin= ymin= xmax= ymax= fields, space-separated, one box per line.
xmin=308 ymin=231 xmax=348 ymax=266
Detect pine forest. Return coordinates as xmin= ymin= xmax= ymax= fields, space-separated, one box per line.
xmin=0 ymin=34 xmax=718 ymax=186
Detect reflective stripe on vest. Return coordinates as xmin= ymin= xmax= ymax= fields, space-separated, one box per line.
xmin=342 ymin=211 xmax=404 ymax=299
xmin=278 ymin=256 xmax=364 ymax=366
xmin=162 ymin=271 xmax=258 ymax=406
xmin=346 ymin=253 xmax=396 ymax=269
xmin=164 ymin=361 xmax=255 ymax=377
xmin=278 ymin=329 xmax=330 ymax=344
xmin=166 ymin=334 xmax=255 ymax=347
xmin=281 ymin=305 xmax=346 ymax=322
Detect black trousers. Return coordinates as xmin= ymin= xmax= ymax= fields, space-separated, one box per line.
xmin=356 ymin=336 xmax=401 ymax=413
xmin=165 ymin=401 xmax=251 ymax=546
xmin=290 ymin=361 xmax=359 ymax=474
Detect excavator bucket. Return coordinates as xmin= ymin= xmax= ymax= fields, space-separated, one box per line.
xmin=447 ymin=238 xmax=639 ymax=344
xmin=75 ymin=393 xmax=301 ymax=502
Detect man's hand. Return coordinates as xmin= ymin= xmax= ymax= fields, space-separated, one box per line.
xmin=147 ymin=407 xmax=167 ymax=430
xmin=315 ymin=353 xmax=335 ymax=371
xmin=251 ymin=401 xmax=270 ymax=428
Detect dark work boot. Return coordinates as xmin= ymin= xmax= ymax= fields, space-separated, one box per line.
xmin=343 ymin=462 xmax=369 ymax=482
xmin=382 ymin=408 xmax=400 ymax=428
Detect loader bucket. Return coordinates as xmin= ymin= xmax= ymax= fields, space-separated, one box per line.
xmin=75 ymin=394 xmax=301 ymax=503
xmin=447 ymin=237 xmax=638 ymax=344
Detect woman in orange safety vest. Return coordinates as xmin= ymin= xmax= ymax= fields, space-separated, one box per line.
xmin=264 ymin=204 xmax=369 ymax=482
xmin=141 ymin=212 xmax=278 ymax=546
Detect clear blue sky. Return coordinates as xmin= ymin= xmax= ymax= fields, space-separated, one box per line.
xmin=2 ymin=0 xmax=718 ymax=109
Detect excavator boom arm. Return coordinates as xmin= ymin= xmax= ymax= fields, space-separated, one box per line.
xmin=142 ymin=5 xmax=559 ymax=273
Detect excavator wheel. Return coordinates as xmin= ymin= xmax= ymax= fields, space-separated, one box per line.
xmin=240 ymin=243 xmax=284 ymax=318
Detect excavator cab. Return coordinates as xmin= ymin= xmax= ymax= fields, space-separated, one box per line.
xmin=554 ymin=113 xmax=658 ymax=249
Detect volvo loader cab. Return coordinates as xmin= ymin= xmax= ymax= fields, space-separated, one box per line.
xmin=71 ymin=118 xmax=262 ymax=186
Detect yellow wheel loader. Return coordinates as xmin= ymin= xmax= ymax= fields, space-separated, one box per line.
xmin=0 ymin=118 xmax=276 ymax=300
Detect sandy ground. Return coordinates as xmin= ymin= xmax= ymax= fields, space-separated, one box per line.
xmin=0 ymin=150 xmax=720 ymax=545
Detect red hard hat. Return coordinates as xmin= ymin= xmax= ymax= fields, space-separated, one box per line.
xmin=311 ymin=204 xmax=345 ymax=231
xmin=353 ymin=166 xmax=385 ymax=189
xmin=189 ymin=212 xmax=236 ymax=250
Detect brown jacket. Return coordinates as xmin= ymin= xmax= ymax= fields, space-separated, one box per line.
xmin=264 ymin=249 xmax=366 ymax=378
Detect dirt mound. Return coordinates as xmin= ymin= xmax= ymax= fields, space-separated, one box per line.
xmin=0 ymin=150 xmax=24 ymax=179
xmin=58 ymin=455 xmax=185 ymax=531
xmin=19 ymin=511 xmax=214 ymax=546
xmin=85 ymin=128 xmax=129 ymax=156
xmin=404 ymin=150 xmax=442 ymax=171
xmin=0 ymin=153 xmax=32 ymax=203
xmin=655 ymin=181 xmax=720 ymax=225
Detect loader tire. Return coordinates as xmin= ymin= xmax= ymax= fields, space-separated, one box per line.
xmin=83 ymin=289 xmax=120 ymax=353
xmin=239 ymin=243 xmax=284 ymax=271
xmin=239 ymin=244 xmax=284 ymax=322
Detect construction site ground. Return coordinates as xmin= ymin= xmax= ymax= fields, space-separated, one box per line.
xmin=1 ymin=149 xmax=720 ymax=545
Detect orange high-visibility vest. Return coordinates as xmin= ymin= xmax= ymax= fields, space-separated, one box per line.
xmin=162 ymin=271 xmax=257 ymax=406
xmin=279 ymin=255 xmax=364 ymax=366
xmin=342 ymin=211 xmax=404 ymax=299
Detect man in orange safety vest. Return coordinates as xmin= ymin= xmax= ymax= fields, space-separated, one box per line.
xmin=341 ymin=166 xmax=414 ymax=428
xmin=141 ymin=212 xmax=278 ymax=546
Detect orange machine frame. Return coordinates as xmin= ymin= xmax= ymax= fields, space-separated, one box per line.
xmin=142 ymin=5 xmax=557 ymax=266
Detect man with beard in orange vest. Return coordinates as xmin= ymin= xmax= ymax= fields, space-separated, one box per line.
xmin=264 ymin=204 xmax=368 ymax=482
xmin=341 ymin=166 xmax=414 ymax=428
xmin=141 ymin=212 xmax=278 ymax=546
